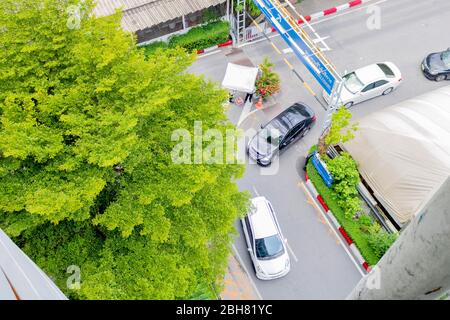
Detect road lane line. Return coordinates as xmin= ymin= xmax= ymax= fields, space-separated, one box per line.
xmin=299 ymin=181 xmax=365 ymax=277
xmin=232 ymin=244 xmax=263 ymax=300
xmin=285 ymin=240 xmax=299 ymax=263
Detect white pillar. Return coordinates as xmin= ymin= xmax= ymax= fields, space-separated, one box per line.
xmin=182 ymin=15 xmax=187 ymax=30
xmin=348 ymin=177 xmax=450 ymax=300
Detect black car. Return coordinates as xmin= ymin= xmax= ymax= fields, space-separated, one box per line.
xmin=421 ymin=48 xmax=450 ymax=81
xmin=247 ymin=103 xmax=316 ymax=166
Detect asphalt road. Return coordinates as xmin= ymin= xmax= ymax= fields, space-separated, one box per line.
xmin=188 ymin=0 xmax=450 ymax=299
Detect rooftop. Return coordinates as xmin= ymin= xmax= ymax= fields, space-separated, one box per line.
xmin=93 ymin=0 xmax=226 ymax=32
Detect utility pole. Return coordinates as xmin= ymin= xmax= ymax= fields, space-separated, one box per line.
xmin=347 ymin=177 xmax=450 ymax=300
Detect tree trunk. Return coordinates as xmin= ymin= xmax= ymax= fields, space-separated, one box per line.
xmin=318 ymin=127 xmax=330 ymax=156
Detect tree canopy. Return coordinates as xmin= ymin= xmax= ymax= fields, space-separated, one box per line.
xmin=0 ymin=0 xmax=248 ymax=299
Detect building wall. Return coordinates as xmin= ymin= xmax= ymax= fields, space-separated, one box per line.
xmin=136 ymin=3 xmax=227 ymax=44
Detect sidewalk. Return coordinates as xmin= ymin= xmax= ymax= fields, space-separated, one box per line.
xmin=220 ymin=254 xmax=260 ymax=300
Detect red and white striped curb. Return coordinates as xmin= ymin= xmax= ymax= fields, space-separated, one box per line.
xmin=197 ymin=39 xmax=233 ymax=55
xmin=299 ymin=0 xmax=369 ymax=24
xmin=305 ymin=171 xmax=371 ymax=273
xmin=271 ymin=0 xmax=369 ymax=32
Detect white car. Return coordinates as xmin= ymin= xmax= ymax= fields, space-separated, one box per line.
xmin=241 ymin=197 xmax=290 ymax=280
xmin=323 ymin=62 xmax=402 ymax=108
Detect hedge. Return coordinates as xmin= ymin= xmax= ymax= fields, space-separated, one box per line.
xmin=168 ymin=21 xmax=230 ymax=52
xmin=141 ymin=21 xmax=230 ymax=57
xmin=306 ymin=160 xmax=380 ymax=265
xmin=141 ymin=41 xmax=168 ymax=57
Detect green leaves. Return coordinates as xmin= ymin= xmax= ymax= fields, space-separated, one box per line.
xmin=327 ymin=152 xmax=362 ymax=218
xmin=0 ymin=0 xmax=247 ymax=299
xmin=325 ymin=107 xmax=359 ymax=146
xmin=256 ymin=57 xmax=281 ymax=99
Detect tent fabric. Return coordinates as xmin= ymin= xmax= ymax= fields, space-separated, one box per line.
xmin=221 ymin=63 xmax=259 ymax=93
xmin=0 ymin=229 xmax=67 ymax=300
xmin=343 ymin=85 xmax=450 ymax=225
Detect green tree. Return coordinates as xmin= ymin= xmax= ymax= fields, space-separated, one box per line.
xmin=327 ymin=152 xmax=361 ymax=218
xmin=318 ymin=107 xmax=358 ymax=155
xmin=255 ymin=57 xmax=280 ymax=99
xmin=0 ymin=0 xmax=248 ymax=299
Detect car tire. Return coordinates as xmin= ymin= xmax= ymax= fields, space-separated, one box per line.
xmin=435 ymin=75 xmax=446 ymax=82
xmin=382 ymin=87 xmax=394 ymax=95
xmin=344 ymin=101 xmax=354 ymax=108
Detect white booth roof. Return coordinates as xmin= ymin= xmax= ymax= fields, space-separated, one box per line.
xmin=221 ymin=63 xmax=259 ymax=94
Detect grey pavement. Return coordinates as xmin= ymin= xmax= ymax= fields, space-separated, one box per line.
xmin=189 ymin=0 xmax=450 ymax=299
xmin=294 ymin=0 xmax=353 ymax=14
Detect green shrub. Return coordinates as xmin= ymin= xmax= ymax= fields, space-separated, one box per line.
xmin=255 ymin=57 xmax=281 ymax=99
xmin=308 ymin=144 xmax=318 ymax=154
xmin=358 ymin=215 xmax=373 ymax=232
xmin=169 ymin=21 xmax=230 ymax=52
xmin=368 ymin=230 xmax=398 ymax=260
xmin=307 ymin=161 xmax=379 ymax=265
xmin=358 ymin=215 xmax=373 ymax=227
xmin=327 ymin=152 xmax=362 ymax=218
xmin=141 ymin=41 xmax=168 ymax=58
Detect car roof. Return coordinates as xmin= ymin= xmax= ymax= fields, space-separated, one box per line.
xmin=249 ymin=197 xmax=279 ymax=239
xmin=354 ymin=64 xmax=385 ymax=84
xmin=269 ymin=103 xmax=313 ymax=130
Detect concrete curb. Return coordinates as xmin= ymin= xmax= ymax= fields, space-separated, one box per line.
xmin=271 ymin=0 xmax=368 ymax=32
xmin=197 ymin=39 xmax=233 ymax=55
xmin=305 ymin=171 xmax=371 ymax=273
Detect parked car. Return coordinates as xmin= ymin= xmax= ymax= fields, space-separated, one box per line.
xmin=323 ymin=62 xmax=402 ymax=108
xmin=241 ymin=197 xmax=290 ymax=280
xmin=421 ymin=48 xmax=450 ymax=81
xmin=247 ymin=103 xmax=316 ymax=166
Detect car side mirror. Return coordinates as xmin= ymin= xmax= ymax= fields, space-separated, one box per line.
xmin=247 ymin=248 xmax=252 ymax=252
xmin=284 ymin=238 xmax=288 ymax=243
xmin=260 ymin=124 xmax=264 ymax=129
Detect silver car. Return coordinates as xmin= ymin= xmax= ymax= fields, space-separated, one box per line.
xmin=323 ymin=62 xmax=402 ymax=108
xmin=241 ymin=197 xmax=290 ymax=280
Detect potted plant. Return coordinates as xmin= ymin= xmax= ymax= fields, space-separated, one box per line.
xmin=255 ymin=57 xmax=280 ymax=106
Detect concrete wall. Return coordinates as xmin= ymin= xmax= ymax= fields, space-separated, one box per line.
xmin=348 ymin=177 xmax=450 ymax=300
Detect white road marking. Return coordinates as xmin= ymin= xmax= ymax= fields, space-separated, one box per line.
xmin=283 ymin=47 xmax=294 ymax=54
xmin=232 ymin=244 xmax=263 ymax=300
xmin=240 ymin=0 xmax=389 ymax=50
xmin=252 ymin=186 xmax=260 ymax=197
xmin=237 ymin=100 xmax=253 ymax=127
xmin=285 ymin=240 xmax=299 ymax=263
xmin=300 ymin=182 xmax=365 ymax=277
xmin=197 ymin=49 xmax=221 ymax=58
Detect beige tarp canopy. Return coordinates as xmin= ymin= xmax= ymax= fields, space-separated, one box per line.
xmin=343 ymin=85 xmax=450 ymax=225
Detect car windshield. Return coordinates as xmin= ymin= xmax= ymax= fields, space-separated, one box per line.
xmin=259 ymin=124 xmax=284 ymax=146
xmin=377 ymin=63 xmax=395 ymax=77
xmin=343 ymin=72 xmax=364 ymax=94
xmin=441 ymin=50 xmax=450 ymax=68
xmin=255 ymin=235 xmax=284 ymax=260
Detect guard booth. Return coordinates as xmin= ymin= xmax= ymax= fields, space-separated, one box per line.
xmin=221 ymin=61 xmax=260 ymax=105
